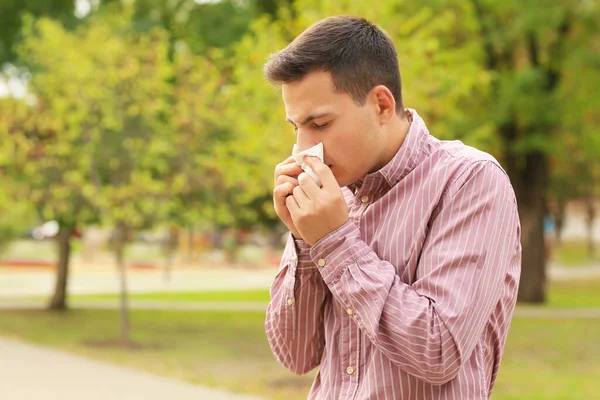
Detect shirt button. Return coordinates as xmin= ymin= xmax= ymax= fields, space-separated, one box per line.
xmin=291 ymin=252 xmax=297 ymax=260
xmin=346 ymin=366 xmax=355 ymax=375
xmin=346 ymin=308 xmax=354 ymax=315
xmin=361 ymin=195 xmax=369 ymax=204
xmin=317 ymin=258 xmax=326 ymax=267
xmin=287 ymin=298 xmax=294 ymax=306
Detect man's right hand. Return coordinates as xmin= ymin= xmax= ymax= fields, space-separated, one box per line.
xmin=273 ymin=156 xmax=303 ymax=240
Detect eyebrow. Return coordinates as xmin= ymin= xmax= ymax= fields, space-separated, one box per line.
xmin=286 ymin=112 xmax=332 ymax=127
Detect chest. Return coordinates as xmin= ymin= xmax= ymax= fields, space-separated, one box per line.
xmin=345 ymin=169 xmax=446 ymax=283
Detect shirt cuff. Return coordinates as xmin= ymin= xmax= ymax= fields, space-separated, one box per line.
xmin=280 ymin=233 xmax=319 ymax=276
xmin=309 ymin=221 xmax=371 ymax=285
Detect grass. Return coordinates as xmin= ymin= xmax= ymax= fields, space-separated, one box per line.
xmin=3 ymin=279 xmax=600 ymax=399
xmin=494 ymin=318 xmax=600 ymax=400
xmin=547 ymin=279 xmax=600 ymax=308
xmin=71 ymin=279 xmax=600 ymax=308
xmin=0 ymin=308 xmax=598 ymax=400
xmin=0 ymin=309 xmax=314 ymax=400
xmin=554 ymin=240 xmax=600 ymax=267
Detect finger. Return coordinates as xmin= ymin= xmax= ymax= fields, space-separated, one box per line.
xmin=275 ymin=174 xmax=299 ymax=187
xmin=285 ymin=193 xmax=300 ymax=217
xmin=274 ymin=161 xmax=303 ymax=182
xmin=292 ymin=184 xmax=310 ymax=209
xmin=274 ymin=182 xmax=296 ymax=200
xmin=303 ymin=156 xmax=337 ymax=189
xmin=297 ymin=172 xmax=320 ymax=200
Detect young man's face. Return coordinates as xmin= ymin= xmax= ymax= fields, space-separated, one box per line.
xmin=282 ymin=71 xmax=383 ymax=188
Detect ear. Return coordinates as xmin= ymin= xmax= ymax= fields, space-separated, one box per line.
xmin=369 ymin=85 xmax=395 ymax=125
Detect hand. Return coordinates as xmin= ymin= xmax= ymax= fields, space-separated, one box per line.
xmin=273 ymin=156 xmax=303 ymax=239
xmin=286 ymin=156 xmax=349 ymax=245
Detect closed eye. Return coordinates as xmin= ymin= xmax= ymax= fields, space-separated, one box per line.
xmin=314 ymin=122 xmax=329 ymax=130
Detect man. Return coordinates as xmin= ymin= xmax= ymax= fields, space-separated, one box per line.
xmin=265 ymin=15 xmax=521 ymax=400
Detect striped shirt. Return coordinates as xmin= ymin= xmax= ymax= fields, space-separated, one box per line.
xmin=265 ymin=109 xmax=522 ymax=399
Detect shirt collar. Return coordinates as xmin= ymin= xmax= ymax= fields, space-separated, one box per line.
xmin=347 ymin=108 xmax=427 ymax=193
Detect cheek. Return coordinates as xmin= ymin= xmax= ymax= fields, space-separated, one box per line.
xmin=328 ymin=131 xmax=362 ymax=163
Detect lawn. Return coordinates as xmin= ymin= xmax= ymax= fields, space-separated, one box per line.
xmin=546 ymin=279 xmax=600 ymax=308
xmin=0 ymin=309 xmax=314 ymax=400
xmin=554 ymin=240 xmax=600 ymax=267
xmin=0 ymin=308 xmax=598 ymax=400
xmin=2 ymin=279 xmax=600 ymax=400
xmin=495 ymin=318 xmax=600 ymax=400
xmin=72 ymin=279 xmax=600 ymax=308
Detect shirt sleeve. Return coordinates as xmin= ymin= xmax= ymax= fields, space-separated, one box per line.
xmin=264 ymin=233 xmax=330 ymax=374
xmin=308 ymin=161 xmax=521 ymax=385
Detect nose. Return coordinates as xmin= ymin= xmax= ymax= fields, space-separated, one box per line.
xmin=294 ymin=136 xmax=318 ymax=154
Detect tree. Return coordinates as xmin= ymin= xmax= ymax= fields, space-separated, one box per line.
xmin=0 ymin=0 xmax=76 ymax=66
xmin=9 ymin=9 xmax=174 ymax=335
xmin=0 ymin=91 xmax=97 ymax=311
xmin=224 ymin=0 xmax=489 ymax=249
xmin=64 ymin=10 xmax=175 ymax=344
xmin=0 ymin=127 xmax=34 ymax=256
xmin=226 ymin=0 xmax=599 ymax=303
xmin=468 ymin=0 xmax=599 ymax=301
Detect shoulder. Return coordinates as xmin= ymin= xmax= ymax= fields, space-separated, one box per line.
xmin=427 ymin=138 xmax=516 ymax=205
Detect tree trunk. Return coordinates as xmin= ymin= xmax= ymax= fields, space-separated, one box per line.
xmin=506 ymin=146 xmax=548 ymax=303
xmin=114 ymin=222 xmax=130 ymax=347
xmin=49 ymin=225 xmax=74 ymax=311
xmin=584 ymin=195 xmax=596 ymax=258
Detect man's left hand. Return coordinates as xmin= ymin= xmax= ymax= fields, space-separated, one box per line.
xmin=285 ymin=156 xmax=349 ymax=246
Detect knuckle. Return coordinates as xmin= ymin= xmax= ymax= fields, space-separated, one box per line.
xmin=297 ymin=172 xmax=309 ymax=185
xmin=274 ymin=183 xmax=290 ymax=196
xmin=292 ymin=186 xmax=303 ymax=196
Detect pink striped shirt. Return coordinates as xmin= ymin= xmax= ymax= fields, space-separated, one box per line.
xmin=265 ymin=109 xmax=522 ymax=399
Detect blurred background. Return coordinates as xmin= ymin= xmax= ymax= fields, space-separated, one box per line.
xmin=0 ymin=1 xmax=598 ymax=399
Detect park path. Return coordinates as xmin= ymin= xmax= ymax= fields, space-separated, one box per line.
xmin=0 ymin=336 xmax=264 ymax=400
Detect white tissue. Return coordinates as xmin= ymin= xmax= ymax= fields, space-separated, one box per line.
xmin=292 ymin=142 xmax=324 ymax=187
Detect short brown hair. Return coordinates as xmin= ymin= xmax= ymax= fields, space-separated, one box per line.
xmin=264 ymin=15 xmax=403 ymax=113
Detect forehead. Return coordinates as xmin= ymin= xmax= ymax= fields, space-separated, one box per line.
xmin=282 ymin=71 xmax=354 ymax=121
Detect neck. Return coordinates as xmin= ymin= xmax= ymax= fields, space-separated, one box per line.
xmin=370 ymin=112 xmax=412 ymax=173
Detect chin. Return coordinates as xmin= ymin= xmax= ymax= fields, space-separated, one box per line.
xmin=336 ymin=175 xmax=351 ymax=188
xmin=329 ymin=166 xmax=351 ymax=188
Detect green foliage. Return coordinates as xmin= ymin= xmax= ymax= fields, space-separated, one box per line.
xmin=0 ymin=0 xmax=597 ymax=246
xmin=0 ymin=0 xmax=76 ymax=65
xmin=0 ymin=189 xmax=32 ymax=255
